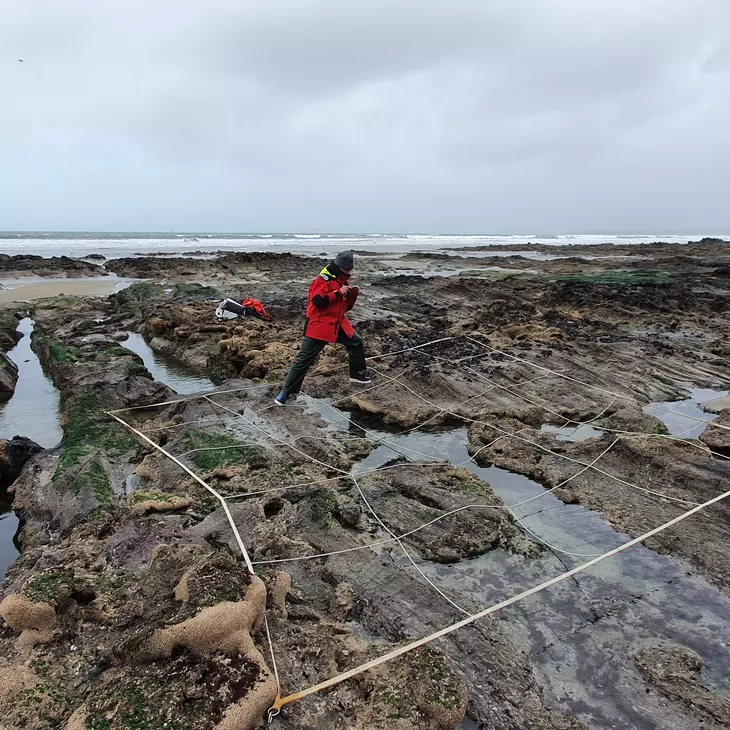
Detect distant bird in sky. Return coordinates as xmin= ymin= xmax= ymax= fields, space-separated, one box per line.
xmin=18 ymin=59 xmax=24 ymax=62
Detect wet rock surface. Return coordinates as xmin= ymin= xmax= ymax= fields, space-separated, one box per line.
xmin=634 ymin=641 xmax=730 ymax=727
xmin=0 ymin=245 xmax=729 ymax=729
xmin=700 ymin=409 xmax=730 ymax=456
xmin=360 ymin=463 xmax=538 ymax=562
xmin=0 ymin=436 xmax=43 ymax=485
xmin=0 ymin=311 xmax=21 ymax=398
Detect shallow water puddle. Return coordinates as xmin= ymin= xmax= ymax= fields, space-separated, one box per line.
xmin=224 ymin=402 xmax=292 ymax=445
xmin=298 ymin=396 xmax=369 ymax=444
xmin=0 ymin=274 xmax=137 ymax=305
xmin=344 ymin=620 xmax=394 ymax=646
xmin=350 ymin=425 xmax=628 ymax=546
xmin=540 ymin=422 xmax=603 ymax=441
xmin=380 ymin=266 xmax=518 ymax=278
xmin=0 ymin=490 xmax=18 ymax=582
xmin=116 ymin=378 xmax=730 ymax=727
xmin=643 ymin=387 xmax=729 ymax=438
xmin=123 ymin=332 xmax=213 ymax=395
xmin=118 ymin=335 xmax=284 ymax=447
xmin=0 ymin=318 xmax=63 ymax=581
xmin=433 ymin=249 xmax=564 ymax=261
xmin=0 ymin=272 xmax=135 ymax=292
xmin=307 ymin=403 xmax=730 ymax=729
xmin=0 ymin=319 xmax=62 ymax=448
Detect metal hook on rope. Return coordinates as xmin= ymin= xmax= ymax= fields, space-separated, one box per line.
xmin=267 ymin=707 xmax=281 ymax=725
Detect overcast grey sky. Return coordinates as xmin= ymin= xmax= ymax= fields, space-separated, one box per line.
xmin=1 ymin=0 xmax=729 ymax=233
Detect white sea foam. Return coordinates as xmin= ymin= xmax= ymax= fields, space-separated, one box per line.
xmin=0 ymin=232 xmax=723 ymax=259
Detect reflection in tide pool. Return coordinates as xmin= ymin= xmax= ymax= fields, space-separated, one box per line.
xmin=300 ymin=399 xmax=730 ymax=729
xmin=540 ymin=422 xmax=603 ymax=441
xmin=122 ymin=332 xmax=213 ymax=395
xmin=0 ymin=318 xmax=63 ymax=581
xmin=0 ymin=491 xmax=18 ymax=582
xmin=643 ymin=387 xmax=728 ymax=439
xmin=0 ymin=318 xmax=62 ymax=448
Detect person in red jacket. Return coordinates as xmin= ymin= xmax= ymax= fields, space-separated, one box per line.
xmin=275 ymin=250 xmax=371 ymax=405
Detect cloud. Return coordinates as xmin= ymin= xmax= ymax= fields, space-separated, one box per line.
xmin=1 ymin=0 xmax=729 ymax=232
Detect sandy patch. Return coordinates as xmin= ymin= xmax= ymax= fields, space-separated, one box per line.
xmin=0 ymin=277 xmax=134 ymax=303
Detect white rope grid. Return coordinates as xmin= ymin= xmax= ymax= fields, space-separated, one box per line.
xmin=107 ymin=333 xmax=730 ymax=718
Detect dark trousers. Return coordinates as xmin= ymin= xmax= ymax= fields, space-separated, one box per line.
xmin=282 ymin=330 xmax=366 ymax=395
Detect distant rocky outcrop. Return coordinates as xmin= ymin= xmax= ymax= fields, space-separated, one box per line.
xmin=689 ymin=237 xmax=730 ymax=246
xmin=0 ymin=254 xmax=105 ymax=278
xmin=105 ymin=251 xmax=322 ymax=279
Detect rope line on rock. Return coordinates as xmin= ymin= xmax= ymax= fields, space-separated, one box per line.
xmin=466 ymin=335 xmax=730 ymax=433
xmin=509 ymin=514 xmax=605 ymax=559
xmin=296 ymin=370 xmax=551 ymax=454
xmin=203 ymin=396 xmax=350 ymax=475
xmin=166 ymin=369 xmax=536 ymax=488
xmin=415 ymin=345 xmax=622 ymax=430
xmin=152 ymin=376 xmax=653 ymax=565
xmin=211 ymin=373 xmax=632 ymax=517
xmin=350 ymin=473 xmax=469 ymax=615
xmin=415 ymin=350 xmax=730 ymax=463
xmin=317 ymin=363 xmax=703 ymax=507
xmin=203 ymin=395 xmax=471 ymax=617
xmin=219 ymin=370 xmax=548 ymax=473
xmin=119 ymin=332 xmax=728 ymax=455
xmin=109 ymin=336 xmax=458 ymax=414
xmin=105 ymin=411 xmax=282 ymax=700
xmin=112 ymin=332 xmax=730 ymax=437
xmin=145 ymin=352 xmax=728 ymax=467
xmin=137 ymin=368 xmax=412 ymax=435
xmin=225 ymin=461 xmax=451 ymax=501
xmin=114 ymin=378 xmax=712 ymax=716
xmin=107 ymin=383 xmax=272 ymax=413
xmin=112 ymin=331 xmax=722 ymax=585
xmin=105 ymin=333 xmax=730 ymax=721
xmin=271 ymin=484 xmax=730 ymax=712
xmin=221 ymin=382 xmax=651 ymax=509
xmin=128 ymin=347 xmax=711 ymax=565
xmin=250 ymin=436 xmax=623 ymax=566
xmin=450 ymin=357 xmax=730 ymax=462
xmin=369 ymin=366 xmax=701 ymax=506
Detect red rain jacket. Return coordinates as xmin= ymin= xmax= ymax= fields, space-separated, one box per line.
xmin=304 ymin=266 xmax=359 ymax=342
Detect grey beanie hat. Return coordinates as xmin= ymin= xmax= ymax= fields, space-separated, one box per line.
xmin=333 ymin=250 xmax=354 ymax=270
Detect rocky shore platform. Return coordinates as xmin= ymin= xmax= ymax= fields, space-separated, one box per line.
xmin=0 ymin=241 xmax=729 ymax=730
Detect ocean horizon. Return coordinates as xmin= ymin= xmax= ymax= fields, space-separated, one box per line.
xmin=0 ymin=231 xmax=725 ymax=260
